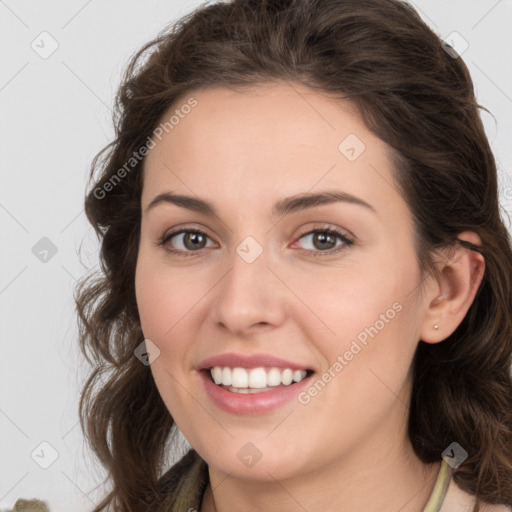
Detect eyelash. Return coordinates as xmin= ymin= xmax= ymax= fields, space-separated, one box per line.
xmin=155 ymin=224 xmax=354 ymax=259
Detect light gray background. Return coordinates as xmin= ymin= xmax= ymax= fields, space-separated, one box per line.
xmin=1 ymin=1 xmax=511 ymax=510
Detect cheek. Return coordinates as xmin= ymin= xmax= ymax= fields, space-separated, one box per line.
xmin=135 ymin=252 xmax=206 ymax=342
xmin=295 ymin=271 xmax=419 ymax=445
xmin=134 ymin=252 xmax=215 ymax=407
xmin=295 ymin=255 xmax=422 ymax=424
xmin=291 ymin=252 xmax=418 ymax=356
xmin=135 ymin=255 xmax=202 ymax=423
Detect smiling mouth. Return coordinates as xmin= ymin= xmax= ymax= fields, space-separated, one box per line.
xmin=203 ymin=366 xmax=315 ymax=393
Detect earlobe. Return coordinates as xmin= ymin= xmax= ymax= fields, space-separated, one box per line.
xmin=420 ymin=231 xmax=485 ymax=344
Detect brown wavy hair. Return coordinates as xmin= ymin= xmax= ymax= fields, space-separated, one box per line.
xmin=75 ymin=0 xmax=512 ymax=510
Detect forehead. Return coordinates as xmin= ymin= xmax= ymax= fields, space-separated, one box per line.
xmin=141 ymin=83 xmax=405 ymax=218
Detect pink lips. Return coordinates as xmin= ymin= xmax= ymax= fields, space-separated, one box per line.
xmin=196 ymin=352 xmax=314 ymax=415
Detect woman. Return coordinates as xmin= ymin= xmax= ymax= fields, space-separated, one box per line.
xmin=75 ymin=0 xmax=512 ymax=511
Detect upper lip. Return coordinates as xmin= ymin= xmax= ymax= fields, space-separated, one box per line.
xmin=198 ymin=352 xmax=313 ymax=371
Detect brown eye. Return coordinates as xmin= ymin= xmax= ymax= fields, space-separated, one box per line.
xmin=158 ymin=229 xmax=215 ymax=255
xmin=311 ymin=232 xmax=338 ymax=250
xmin=180 ymin=231 xmax=208 ymax=250
xmin=296 ymin=228 xmax=353 ymax=254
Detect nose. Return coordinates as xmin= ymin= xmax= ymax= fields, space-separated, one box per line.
xmin=210 ymin=241 xmax=288 ymax=337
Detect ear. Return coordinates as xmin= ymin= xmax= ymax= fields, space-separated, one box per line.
xmin=420 ymin=231 xmax=485 ymax=344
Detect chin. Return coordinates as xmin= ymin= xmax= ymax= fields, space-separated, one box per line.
xmin=196 ymin=437 xmax=310 ymax=481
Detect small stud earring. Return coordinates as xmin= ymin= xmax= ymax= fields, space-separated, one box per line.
xmin=434 ymin=324 xmax=439 ymax=330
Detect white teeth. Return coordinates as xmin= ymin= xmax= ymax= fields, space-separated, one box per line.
xmin=232 ymin=367 xmax=248 ymax=388
xmin=248 ymin=368 xmax=267 ymax=388
xmin=281 ymin=368 xmax=293 ymax=386
xmin=266 ymin=368 xmax=281 ymax=387
xmin=222 ymin=367 xmax=232 ymax=386
xmin=212 ymin=367 xmax=223 ymax=385
xmin=209 ymin=366 xmax=308 ymax=389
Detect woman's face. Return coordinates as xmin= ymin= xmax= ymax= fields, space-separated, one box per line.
xmin=135 ymin=83 xmax=433 ymax=480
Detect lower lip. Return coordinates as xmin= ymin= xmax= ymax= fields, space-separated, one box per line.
xmin=198 ymin=370 xmax=313 ymax=415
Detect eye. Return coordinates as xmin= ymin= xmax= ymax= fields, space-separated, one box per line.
xmin=155 ymin=224 xmax=354 ymax=258
xmin=156 ymin=227 xmax=216 ymax=257
xmin=293 ymin=226 xmax=354 ymax=256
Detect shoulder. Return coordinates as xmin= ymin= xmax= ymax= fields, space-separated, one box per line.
xmin=441 ymin=478 xmax=512 ymax=512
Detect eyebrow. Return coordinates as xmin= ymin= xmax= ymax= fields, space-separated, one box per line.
xmin=145 ymin=190 xmax=376 ymax=217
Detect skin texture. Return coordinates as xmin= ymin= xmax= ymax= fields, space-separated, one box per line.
xmin=135 ymin=83 xmax=485 ymax=512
